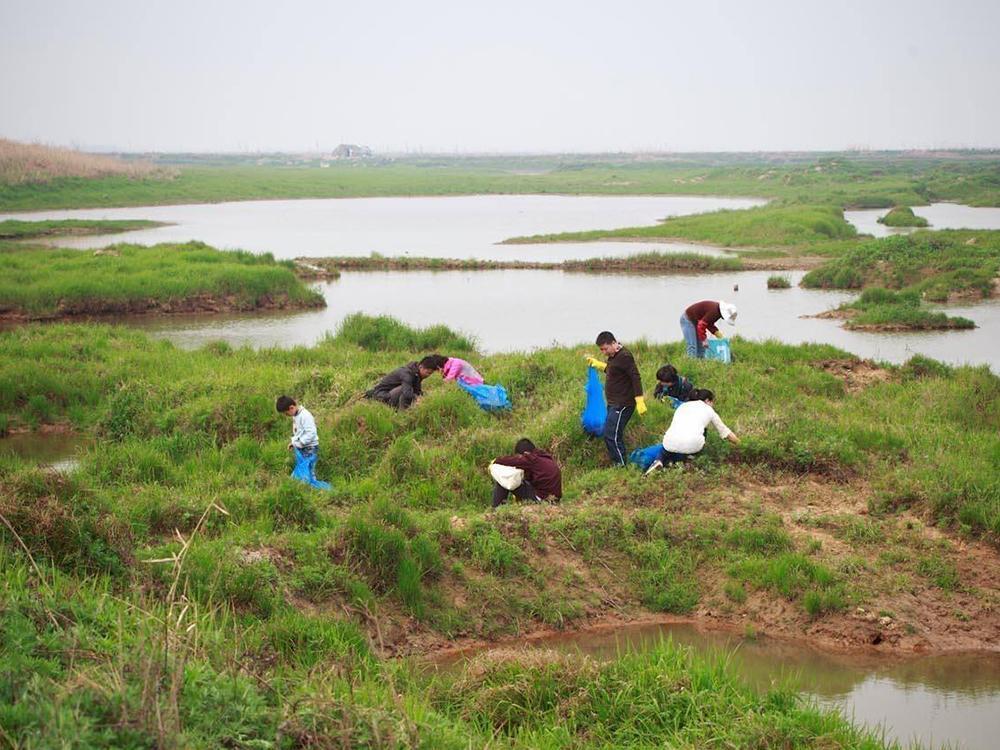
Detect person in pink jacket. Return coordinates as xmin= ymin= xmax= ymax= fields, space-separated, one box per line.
xmin=428 ymin=354 xmax=485 ymax=386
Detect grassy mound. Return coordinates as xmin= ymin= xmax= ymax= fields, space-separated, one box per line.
xmin=0 ymin=241 xmax=324 ymax=318
xmin=802 ymin=230 xmax=1000 ymax=301
xmin=839 ymin=288 xmax=975 ymax=330
xmin=0 ymin=218 xmax=163 ymax=239
xmin=877 ymin=206 xmax=929 ymax=228
xmin=0 ymin=317 xmax=997 ymax=747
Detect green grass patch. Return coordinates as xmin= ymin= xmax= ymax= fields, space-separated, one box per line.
xmin=0 ymin=218 xmax=163 ymax=239
xmin=0 ymin=240 xmax=324 ymax=318
xmin=877 ymin=206 xmax=929 ymax=228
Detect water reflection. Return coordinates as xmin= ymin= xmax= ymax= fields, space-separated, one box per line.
xmin=128 ymin=269 xmax=1000 ymax=370
xmin=429 ymin=622 xmax=1000 ymax=750
xmin=0 ymin=431 xmax=86 ymax=472
xmin=0 ymin=194 xmax=764 ymax=261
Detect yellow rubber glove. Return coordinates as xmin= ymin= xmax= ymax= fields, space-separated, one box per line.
xmin=635 ymin=395 xmax=647 ymax=415
xmin=585 ymin=356 xmax=607 ymax=371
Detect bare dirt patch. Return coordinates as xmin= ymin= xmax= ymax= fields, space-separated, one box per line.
xmin=813 ymin=358 xmax=892 ymax=393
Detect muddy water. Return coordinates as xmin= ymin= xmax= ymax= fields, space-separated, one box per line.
xmin=0 ymin=194 xmax=764 ymax=261
xmin=127 ymin=269 xmax=1000 ymax=370
xmin=845 ymin=203 xmax=1000 ymax=238
xmin=429 ymin=622 xmax=1000 ymax=750
xmin=0 ymin=431 xmax=86 ymax=472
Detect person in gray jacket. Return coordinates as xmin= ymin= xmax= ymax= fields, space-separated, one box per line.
xmin=365 ymin=355 xmax=442 ymax=409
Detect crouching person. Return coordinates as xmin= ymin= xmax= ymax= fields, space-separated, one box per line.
xmin=646 ymin=389 xmax=740 ymax=473
xmin=365 ymin=355 xmax=442 ymax=410
xmin=489 ymin=438 xmax=562 ymax=508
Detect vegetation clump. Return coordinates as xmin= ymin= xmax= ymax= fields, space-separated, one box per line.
xmin=0 ymin=218 xmax=163 ymax=239
xmin=0 ymin=240 xmax=324 ymax=319
xmin=877 ymin=206 xmax=929 ymax=228
xmin=767 ymin=274 xmax=792 ymax=289
xmin=838 ymin=288 xmax=975 ymax=331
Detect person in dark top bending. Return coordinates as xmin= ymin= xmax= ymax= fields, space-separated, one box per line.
xmin=490 ymin=438 xmax=562 ymax=508
xmin=653 ymin=364 xmax=694 ymax=403
xmin=365 ymin=355 xmax=442 ymax=410
xmin=680 ymin=300 xmax=737 ymax=358
xmin=585 ymin=331 xmax=646 ymax=466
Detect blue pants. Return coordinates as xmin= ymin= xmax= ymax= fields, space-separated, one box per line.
xmin=680 ymin=313 xmax=705 ymax=359
xmin=603 ymin=404 xmax=635 ymax=466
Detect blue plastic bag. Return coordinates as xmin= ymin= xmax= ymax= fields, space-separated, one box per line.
xmin=706 ymin=338 xmax=732 ymax=364
xmin=458 ymin=381 xmax=512 ymax=411
xmin=291 ymin=448 xmax=331 ymax=490
xmin=629 ymin=443 xmax=662 ymax=471
xmin=581 ymin=366 xmax=607 ymax=437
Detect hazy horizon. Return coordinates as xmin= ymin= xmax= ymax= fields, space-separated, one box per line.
xmin=2 ymin=0 xmax=999 ymax=154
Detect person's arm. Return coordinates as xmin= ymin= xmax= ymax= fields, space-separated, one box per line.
xmin=442 ymin=359 xmax=459 ymax=381
xmin=708 ymin=408 xmax=735 ymax=442
xmin=493 ymin=453 xmax=531 ymax=470
xmin=702 ymin=315 xmax=720 ymax=337
xmin=627 ymin=354 xmax=646 ymax=414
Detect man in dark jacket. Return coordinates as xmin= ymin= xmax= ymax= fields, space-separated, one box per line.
xmin=365 ymin=356 xmax=442 ymax=409
xmin=586 ymin=331 xmax=646 ymax=466
xmin=491 ymin=438 xmax=562 ymax=508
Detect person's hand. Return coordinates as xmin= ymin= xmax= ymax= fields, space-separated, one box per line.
xmin=716 ymin=331 xmax=727 ymax=339
xmin=287 ymin=442 xmax=294 ymax=450
xmin=635 ymin=396 xmax=647 ymax=415
xmin=585 ymin=355 xmax=607 ymax=371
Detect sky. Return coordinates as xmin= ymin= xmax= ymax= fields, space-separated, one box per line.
xmin=1 ymin=0 xmax=998 ymax=153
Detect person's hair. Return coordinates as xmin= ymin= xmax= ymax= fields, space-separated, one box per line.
xmin=418 ymin=355 xmax=445 ymax=371
xmin=275 ymin=395 xmax=296 ymax=413
xmin=595 ymin=331 xmax=616 ymax=346
xmin=423 ymin=354 xmax=448 ymax=370
xmin=656 ymin=364 xmax=678 ymax=384
xmin=514 ymin=438 xmax=536 ymax=454
xmin=691 ymin=388 xmax=715 ymax=403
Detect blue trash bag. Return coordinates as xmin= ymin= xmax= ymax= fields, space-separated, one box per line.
xmin=706 ymin=338 xmax=732 ymax=364
xmin=629 ymin=443 xmax=662 ymax=471
xmin=458 ymin=380 xmax=512 ymax=411
xmin=581 ymin=365 xmax=608 ymax=437
xmin=668 ymin=396 xmax=684 ymax=409
xmin=291 ymin=448 xmax=332 ymax=490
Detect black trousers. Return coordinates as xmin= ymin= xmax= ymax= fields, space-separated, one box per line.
xmin=368 ymin=385 xmax=416 ymax=410
xmin=492 ymin=479 xmax=540 ymax=508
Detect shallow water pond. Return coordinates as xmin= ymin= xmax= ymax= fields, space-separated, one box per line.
xmin=427 ymin=621 xmax=1000 ymax=750
xmin=0 ymin=431 xmax=86 ymax=472
xmin=0 ymin=194 xmax=763 ymax=261
xmin=127 ymin=269 xmax=1000 ymax=370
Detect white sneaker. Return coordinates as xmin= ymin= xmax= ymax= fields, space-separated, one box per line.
xmin=644 ymin=460 xmax=663 ymax=476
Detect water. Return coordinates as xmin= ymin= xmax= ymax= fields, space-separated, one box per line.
xmin=429 ymin=621 xmax=1000 ymax=750
xmin=0 ymin=431 xmax=86 ymax=472
xmin=0 ymin=194 xmax=764 ymax=261
xmin=127 ymin=269 xmax=1000 ymax=370
xmin=845 ymin=203 xmax=1000 ymax=238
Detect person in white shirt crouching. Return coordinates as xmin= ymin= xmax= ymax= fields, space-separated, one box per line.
xmin=645 ymin=388 xmax=740 ymax=474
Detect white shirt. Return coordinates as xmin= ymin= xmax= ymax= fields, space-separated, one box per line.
xmin=662 ymin=400 xmax=732 ymax=455
xmin=291 ymin=406 xmax=319 ymax=448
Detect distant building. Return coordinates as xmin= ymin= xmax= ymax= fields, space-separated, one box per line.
xmin=330 ymin=144 xmax=372 ymax=159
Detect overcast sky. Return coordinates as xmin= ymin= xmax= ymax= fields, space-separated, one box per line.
xmin=1 ymin=0 xmax=998 ymax=153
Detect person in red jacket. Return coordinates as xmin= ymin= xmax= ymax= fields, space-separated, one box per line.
xmin=490 ymin=438 xmax=562 ymax=508
xmin=681 ymin=300 xmax=738 ymax=358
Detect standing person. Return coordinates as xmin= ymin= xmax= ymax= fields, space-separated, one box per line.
xmin=365 ymin=355 xmax=443 ymax=410
xmin=585 ymin=331 xmax=646 ymax=467
xmin=438 ymin=354 xmax=485 ymax=386
xmin=645 ymin=388 xmax=740 ymax=473
xmin=276 ymin=395 xmax=330 ymax=489
xmin=680 ymin=300 xmax=738 ymax=358
xmin=490 ymin=438 xmax=562 ymax=508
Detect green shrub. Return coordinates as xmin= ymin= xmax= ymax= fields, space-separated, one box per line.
xmin=265 ymin=480 xmax=321 ymax=531
xmin=766 ymin=275 xmax=791 ymax=289
xmin=334 ymin=313 xmax=474 ymax=352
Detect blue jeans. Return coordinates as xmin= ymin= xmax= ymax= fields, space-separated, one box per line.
xmin=603 ymin=404 xmax=635 ymax=466
xmin=680 ymin=313 xmax=705 ymax=358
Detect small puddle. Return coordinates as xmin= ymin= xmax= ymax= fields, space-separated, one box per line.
xmin=0 ymin=431 xmax=87 ymax=472
xmin=425 ymin=621 xmax=1000 ymax=750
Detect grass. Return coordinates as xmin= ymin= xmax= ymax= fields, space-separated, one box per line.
xmin=802 ymin=230 xmax=1000 ymax=301
xmin=505 ymin=203 xmax=859 ymax=248
xmin=0 ymin=317 xmax=996 ymax=747
xmin=0 ymin=240 xmax=324 ymax=318
xmin=0 ymin=137 xmax=166 ymax=184
xmin=767 ymin=274 xmax=792 ymax=289
xmin=0 ymin=218 xmax=164 ymax=239
xmin=2 ymin=151 xmax=999 ymax=212
xmin=878 ymin=206 xmax=929 ymax=228
xmin=838 ymin=288 xmax=975 ymax=331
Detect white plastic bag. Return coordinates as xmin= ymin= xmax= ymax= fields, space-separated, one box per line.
xmin=489 ymin=462 xmax=524 ymax=491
